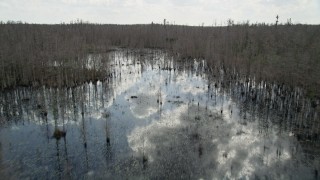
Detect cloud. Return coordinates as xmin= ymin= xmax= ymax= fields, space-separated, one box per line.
xmin=59 ymin=0 xmax=115 ymax=5
xmin=0 ymin=0 xmax=319 ymax=24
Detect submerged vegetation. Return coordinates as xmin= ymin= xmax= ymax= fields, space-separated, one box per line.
xmin=0 ymin=21 xmax=319 ymax=97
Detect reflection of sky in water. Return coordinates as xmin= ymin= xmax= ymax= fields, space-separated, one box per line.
xmin=0 ymin=50 xmax=318 ymax=179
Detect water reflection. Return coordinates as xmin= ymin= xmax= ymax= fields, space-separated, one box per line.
xmin=0 ymin=49 xmax=319 ymax=179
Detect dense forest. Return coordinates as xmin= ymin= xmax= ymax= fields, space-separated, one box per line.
xmin=0 ymin=21 xmax=319 ymax=97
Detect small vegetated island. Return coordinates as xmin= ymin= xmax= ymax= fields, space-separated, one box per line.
xmin=0 ymin=20 xmax=319 ymax=179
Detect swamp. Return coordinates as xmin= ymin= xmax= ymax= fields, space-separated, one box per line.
xmin=0 ymin=22 xmax=320 ymax=179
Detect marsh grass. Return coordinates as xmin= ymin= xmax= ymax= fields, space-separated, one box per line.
xmin=0 ymin=21 xmax=319 ymax=97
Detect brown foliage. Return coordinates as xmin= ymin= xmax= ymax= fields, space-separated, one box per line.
xmin=0 ymin=22 xmax=319 ymax=96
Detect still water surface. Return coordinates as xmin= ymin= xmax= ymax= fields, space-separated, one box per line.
xmin=0 ymin=49 xmax=319 ymax=179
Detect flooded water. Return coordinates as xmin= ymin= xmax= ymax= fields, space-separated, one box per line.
xmin=0 ymin=49 xmax=319 ymax=179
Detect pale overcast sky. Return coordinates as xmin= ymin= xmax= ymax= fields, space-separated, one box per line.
xmin=0 ymin=0 xmax=319 ymax=25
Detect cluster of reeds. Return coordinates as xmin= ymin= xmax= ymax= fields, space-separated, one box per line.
xmin=1 ymin=21 xmax=319 ymax=97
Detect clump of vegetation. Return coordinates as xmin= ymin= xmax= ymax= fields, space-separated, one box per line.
xmin=104 ymin=112 xmax=110 ymax=118
xmin=0 ymin=22 xmax=110 ymax=90
xmin=53 ymin=128 xmax=66 ymax=140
